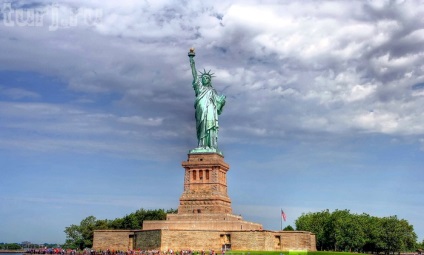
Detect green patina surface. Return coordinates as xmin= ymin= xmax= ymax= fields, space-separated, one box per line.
xmin=188 ymin=49 xmax=226 ymax=154
xmin=189 ymin=147 xmax=223 ymax=155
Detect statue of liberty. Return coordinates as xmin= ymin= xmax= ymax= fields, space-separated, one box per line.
xmin=188 ymin=48 xmax=226 ymax=154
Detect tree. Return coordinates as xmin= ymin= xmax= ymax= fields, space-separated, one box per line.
xmin=296 ymin=209 xmax=332 ymax=250
xmin=2 ymin=243 xmax=22 ymax=250
xmin=121 ymin=214 xmax=139 ymax=229
xmin=331 ymin=210 xmax=365 ymax=252
xmin=64 ymin=224 xmax=84 ymax=250
xmin=417 ymin=239 xmax=424 ymax=249
xmin=295 ymin=209 xmax=417 ymax=253
xmin=64 ymin=216 xmax=97 ymax=249
xmin=79 ymin=216 xmax=97 ymax=248
xmin=64 ymin=208 xmax=175 ymax=249
xmin=361 ymin=214 xmax=385 ymax=253
xmin=380 ymin=216 xmax=417 ymax=254
xmin=283 ymin=225 xmax=294 ymax=231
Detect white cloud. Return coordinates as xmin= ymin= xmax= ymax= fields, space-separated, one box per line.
xmin=353 ymin=111 xmax=399 ymax=134
xmin=0 ymin=0 xmax=424 ymax=152
xmin=118 ymin=116 xmax=163 ymax=126
xmin=346 ymin=84 xmax=377 ymax=102
xmin=0 ymin=87 xmax=40 ymax=99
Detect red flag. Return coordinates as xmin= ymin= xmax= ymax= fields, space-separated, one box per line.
xmin=281 ymin=210 xmax=287 ymax=221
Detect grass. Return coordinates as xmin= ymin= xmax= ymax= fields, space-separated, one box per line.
xmin=226 ymin=251 xmax=359 ymax=255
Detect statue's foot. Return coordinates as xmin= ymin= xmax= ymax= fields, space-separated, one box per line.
xmin=189 ymin=147 xmax=223 ymax=155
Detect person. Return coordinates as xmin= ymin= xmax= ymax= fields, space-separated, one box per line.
xmin=188 ymin=49 xmax=226 ymax=151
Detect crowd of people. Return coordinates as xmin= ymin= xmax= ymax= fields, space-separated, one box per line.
xmin=26 ymin=248 xmax=226 ymax=255
xmin=26 ymin=248 xmax=71 ymax=254
xmin=96 ymin=249 xmax=225 ymax=255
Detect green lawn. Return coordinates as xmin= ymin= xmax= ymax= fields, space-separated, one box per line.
xmin=226 ymin=251 xmax=358 ymax=255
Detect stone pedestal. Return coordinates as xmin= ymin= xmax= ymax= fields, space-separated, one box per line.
xmin=179 ymin=153 xmax=232 ymax=214
xmin=142 ymin=153 xmax=263 ymax=231
xmin=94 ymin=153 xmax=317 ymax=251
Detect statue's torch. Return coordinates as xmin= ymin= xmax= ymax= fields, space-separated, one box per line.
xmin=188 ymin=48 xmax=195 ymax=57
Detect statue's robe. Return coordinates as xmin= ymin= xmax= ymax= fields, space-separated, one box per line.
xmin=193 ymin=80 xmax=225 ymax=148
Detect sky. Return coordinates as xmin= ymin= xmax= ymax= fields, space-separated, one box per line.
xmin=0 ymin=0 xmax=424 ymax=245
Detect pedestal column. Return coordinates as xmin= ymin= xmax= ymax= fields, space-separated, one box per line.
xmin=178 ymin=153 xmax=232 ymax=214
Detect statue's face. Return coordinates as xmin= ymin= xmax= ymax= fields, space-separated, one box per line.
xmin=202 ymin=75 xmax=211 ymax=86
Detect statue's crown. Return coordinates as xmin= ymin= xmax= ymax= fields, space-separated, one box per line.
xmin=199 ymin=69 xmax=215 ymax=78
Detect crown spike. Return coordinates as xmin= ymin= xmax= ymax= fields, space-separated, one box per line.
xmin=198 ymin=68 xmax=216 ymax=78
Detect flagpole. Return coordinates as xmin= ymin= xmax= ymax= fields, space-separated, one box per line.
xmin=280 ymin=208 xmax=283 ymax=231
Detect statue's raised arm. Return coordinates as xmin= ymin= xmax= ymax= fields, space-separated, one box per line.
xmin=188 ymin=48 xmax=197 ymax=84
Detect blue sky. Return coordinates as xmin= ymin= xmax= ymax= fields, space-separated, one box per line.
xmin=1 ymin=0 xmax=424 ymax=244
